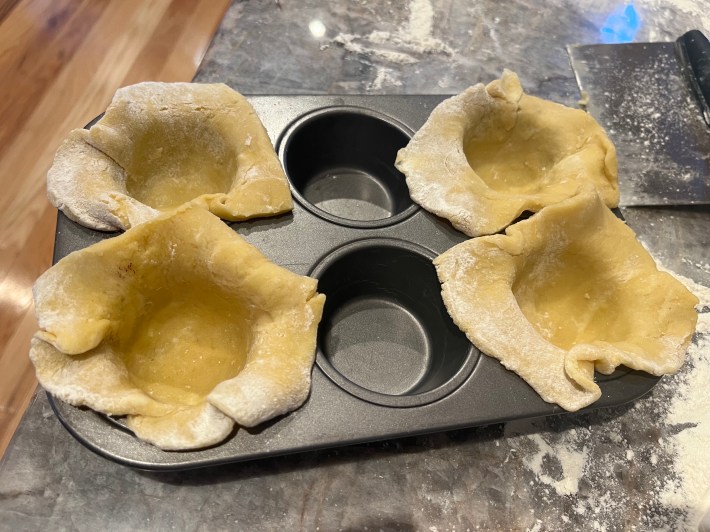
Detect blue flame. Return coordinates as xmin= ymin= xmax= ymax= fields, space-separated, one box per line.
xmin=600 ymin=3 xmax=640 ymax=44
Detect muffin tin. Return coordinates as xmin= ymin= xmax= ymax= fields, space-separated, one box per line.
xmin=48 ymin=95 xmax=660 ymax=470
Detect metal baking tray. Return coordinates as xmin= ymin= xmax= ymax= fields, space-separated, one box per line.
xmin=48 ymin=95 xmax=660 ymax=471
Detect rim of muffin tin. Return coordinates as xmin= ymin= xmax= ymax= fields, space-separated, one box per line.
xmin=277 ymin=105 xmax=419 ymax=229
xmin=309 ymin=237 xmax=480 ymax=407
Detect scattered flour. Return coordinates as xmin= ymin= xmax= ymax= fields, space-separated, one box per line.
xmin=526 ymin=519 xmax=542 ymax=532
xmin=657 ymin=274 xmax=710 ymax=528
xmin=644 ymin=0 xmax=710 ymax=41
xmin=332 ymin=0 xmax=455 ymax=88
xmin=681 ymin=257 xmax=710 ymax=275
xmin=505 ymin=423 xmax=589 ymax=497
xmin=368 ymin=67 xmax=403 ymax=91
xmin=333 ymin=34 xmax=417 ymax=64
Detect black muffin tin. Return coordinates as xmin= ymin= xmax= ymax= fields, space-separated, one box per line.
xmin=48 ymin=95 xmax=660 ymax=470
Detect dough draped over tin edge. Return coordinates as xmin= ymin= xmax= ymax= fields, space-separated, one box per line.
xmin=30 ymin=206 xmax=325 ymax=450
xmin=396 ymin=70 xmax=619 ymax=237
xmin=47 ymin=82 xmax=293 ymax=232
xmin=434 ymin=189 xmax=698 ymax=411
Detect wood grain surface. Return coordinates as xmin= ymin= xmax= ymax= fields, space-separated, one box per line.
xmin=0 ymin=0 xmax=230 ymax=459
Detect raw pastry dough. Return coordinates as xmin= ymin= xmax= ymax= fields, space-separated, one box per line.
xmin=30 ymin=206 xmax=325 ymax=450
xmin=396 ymin=70 xmax=619 ymax=237
xmin=47 ymin=82 xmax=293 ymax=231
xmin=434 ymin=190 xmax=698 ymax=411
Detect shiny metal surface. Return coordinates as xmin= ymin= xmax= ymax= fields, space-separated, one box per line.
xmin=569 ymin=41 xmax=710 ymax=205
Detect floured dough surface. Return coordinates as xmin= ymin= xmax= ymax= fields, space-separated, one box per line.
xmin=47 ymin=82 xmax=293 ymax=231
xmin=396 ymin=70 xmax=619 ymax=237
xmin=434 ymin=190 xmax=698 ymax=411
xmin=30 ymin=206 xmax=325 ymax=450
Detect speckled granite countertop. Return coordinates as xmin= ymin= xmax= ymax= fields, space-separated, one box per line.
xmin=2 ymin=1 xmax=710 ymax=530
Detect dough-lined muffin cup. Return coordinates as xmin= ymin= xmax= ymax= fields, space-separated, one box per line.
xmin=47 ymin=82 xmax=293 ymax=231
xmin=396 ymin=70 xmax=619 ymax=237
xmin=30 ymin=206 xmax=325 ymax=450
xmin=434 ymin=189 xmax=698 ymax=411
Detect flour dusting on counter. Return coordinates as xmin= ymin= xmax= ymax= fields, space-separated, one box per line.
xmin=503 ymin=268 xmax=710 ymax=530
xmin=657 ymin=275 xmax=710 ymax=528
xmin=644 ymin=0 xmax=710 ymax=41
xmin=505 ymin=423 xmax=589 ymax=497
xmin=333 ymin=0 xmax=455 ymax=88
xmin=369 ymin=67 xmax=403 ymax=91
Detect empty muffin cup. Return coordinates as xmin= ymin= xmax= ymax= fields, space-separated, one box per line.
xmin=279 ymin=107 xmax=418 ymax=228
xmin=310 ymin=238 xmax=478 ymax=407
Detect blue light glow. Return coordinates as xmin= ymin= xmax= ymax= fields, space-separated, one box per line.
xmin=600 ymin=3 xmax=640 ymax=44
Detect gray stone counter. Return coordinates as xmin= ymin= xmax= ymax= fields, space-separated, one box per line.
xmin=2 ymin=1 xmax=710 ymax=530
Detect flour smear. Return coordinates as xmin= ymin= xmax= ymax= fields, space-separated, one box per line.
xmin=333 ymin=0 xmax=455 ymax=88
